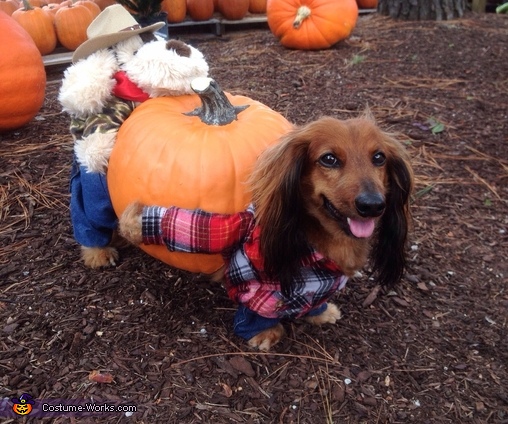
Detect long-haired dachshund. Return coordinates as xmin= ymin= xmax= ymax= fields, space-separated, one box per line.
xmin=119 ymin=114 xmax=413 ymax=351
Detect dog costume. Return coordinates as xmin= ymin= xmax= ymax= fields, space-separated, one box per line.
xmin=58 ymin=4 xmax=209 ymax=254
xmin=141 ymin=205 xmax=347 ymax=340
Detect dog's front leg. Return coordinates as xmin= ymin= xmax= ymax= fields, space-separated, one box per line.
xmin=304 ymin=302 xmax=341 ymax=325
xmin=248 ymin=324 xmax=285 ymax=352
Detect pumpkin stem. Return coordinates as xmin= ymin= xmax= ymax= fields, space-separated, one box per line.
xmin=185 ymin=77 xmax=249 ymax=126
xmin=21 ymin=0 xmax=34 ymax=10
xmin=293 ymin=5 xmax=311 ymax=29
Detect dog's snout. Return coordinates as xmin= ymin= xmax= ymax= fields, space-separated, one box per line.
xmin=355 ymin=193 xmax=386 ymax=218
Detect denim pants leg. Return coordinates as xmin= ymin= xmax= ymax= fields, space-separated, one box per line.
xmin=70 ymin=161 xmax=117 ymax=248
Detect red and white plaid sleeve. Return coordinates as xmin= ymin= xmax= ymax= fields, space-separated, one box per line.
xmin=142 ymin=205 xmax=254 ymax=254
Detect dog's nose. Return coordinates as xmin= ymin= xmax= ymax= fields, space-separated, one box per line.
xmin=355 ymin=193 xmax=386 ymax=217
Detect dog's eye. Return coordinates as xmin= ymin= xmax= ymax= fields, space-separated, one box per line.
xmin=319 ymin=154 xmax=341 ymax=168
xmin=372 ymin=151 xmax=386 ymax=166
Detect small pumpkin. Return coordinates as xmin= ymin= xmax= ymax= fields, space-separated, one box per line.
xmin=248 ymin=0 xmax=266 ymax=13
xmin=162 ymin=0 xmax=186 ymax=22
xmin=266 ymin=0 xmax=359 ymax=50
xmin=0 ymin=10 xmax=46 ymax=131
xmin=108 ymin=78 xmax=293 ymax=273
xmin=74 ymin=0 xmax=101 ymax=18
xmin=54 ymin=2 xmax=93 ymax=50
xmin=217 ymin=0 xmax=249 ymax=20
xmin=186 ymin=0 xmax=213 ymax=20
xmin=92 ymin=0 xmax=117 ymax=10
xmin=356 ymin=0 xmax=377 ymax=8
xmin=0 ymin=0 xmax=19 ymax=15
xmin=12 ymin=0 xmax=57 ymax=55
xmin=28 ymin=0 xmax=48 ymax=6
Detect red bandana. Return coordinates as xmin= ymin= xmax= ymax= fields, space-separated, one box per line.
xmin=112 ymin=71 xmax=150 ymax=102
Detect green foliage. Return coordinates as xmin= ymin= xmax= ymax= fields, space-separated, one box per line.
xmin=415 ymin=185 xmax=434 ymax=198
xmin=496 ymin=2 xmax=508 ymax=13
xmin=349 ymin=54 xmax=366 ymax=66
xmin=427 ymin=117 xmax=445 ymax=134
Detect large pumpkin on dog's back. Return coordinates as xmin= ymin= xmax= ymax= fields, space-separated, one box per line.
xmin=108 ymin=78 xmax=292 ymax=273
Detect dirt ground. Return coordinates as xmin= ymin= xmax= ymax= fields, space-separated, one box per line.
xmin=1 ymin=11 xmax=507 ymax=424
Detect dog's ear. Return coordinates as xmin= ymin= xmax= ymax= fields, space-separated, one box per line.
xmin=372 ymin=137 xmax=414 ymax=287
xmin=249 ymin=128 xmax=311 ymax=297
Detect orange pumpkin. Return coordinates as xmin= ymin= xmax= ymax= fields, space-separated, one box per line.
xmin=162 ymin=0 xmax=186 ymax=22
xmin=12 ymin=0 xmax=57 ymax=54
xmin=0 ymin=0 xmax=19 ymax=15
xmin=186 ymin=0 xmax=213 ymax=20
xmin=266 ymin=0 xmax=358 ymax=50
xmin=248 ymin=0 xmax=266 ymax=13
xmin=92 ymin=0 xmax=117 ymax=10
xmin=108 ymin=78 xmax=293 ymax=273
xmin=74 ymin=0 xmax=100 ymax=18
xmin=42 ymin=2 xmax=69 ymax=20
xmin=356 ymin=0 xmax=377 ymax=8
xmin=54 ymin=3 xmax=93 ymax=50
xmin=0 ymin=11 xmax=46 ymax=131
xmin=28 ymin=0 xmax=48 ymax=6
xmin=218 ymin=0 xmax=248 ymax=19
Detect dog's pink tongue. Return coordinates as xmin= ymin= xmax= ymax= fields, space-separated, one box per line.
xmin=348 ymin=218 xmax=375 ymax=238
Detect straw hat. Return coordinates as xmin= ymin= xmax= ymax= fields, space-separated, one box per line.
xmin=72 ymin=4 xmax=165 ymax=63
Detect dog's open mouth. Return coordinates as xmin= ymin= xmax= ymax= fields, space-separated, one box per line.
xmin=323 ymin=197 xmax=375 ymax=239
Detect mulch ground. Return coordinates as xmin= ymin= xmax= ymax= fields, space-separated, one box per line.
xmin=1 ymin=11 xmax=507 ymax=424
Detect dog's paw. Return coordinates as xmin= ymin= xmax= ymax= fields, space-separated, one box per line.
xmin=118 ymin=202 xmax=144 ymax=245
xmin=305 ymin=302 xmax=342 ymax=325
xmin=248 ymin=323 xmax=285 ymax=352
xmin=81 ymin=246 xmax=119 ymax=268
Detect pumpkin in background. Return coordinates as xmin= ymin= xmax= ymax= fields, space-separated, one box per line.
xmin=266 ymin=0 xmax=358 ymax=50
xmin=162 ymin=0 xmax=186 ymax=22
xmin=0 ymin=11 xmax=46 ymax=131
xmin=186 ymin=0 xmax=213 ymax=20
xmin=43 ymin=3 xmax=62 ymax=20
xmin=0 ymin=0 xmax=18 ymax=15
xmin=92 ymin=0 xmax=117 ymax=10
xmin=356 ymin=0 xmax=377 ymax=8
xmin=74 ymin=0 xmax=101 ymax=18
xmin=248 ymin=0 xmax=266 ymax=13
xmin=108 ymin=78 xmax=293 ymax=273
xmin=12 ymin=0 xmax=57 ymax=55
xmin=218 ymin=0 xmax=248 ymax=19
xmin=54 ymin=2 xmax=93 ymax=50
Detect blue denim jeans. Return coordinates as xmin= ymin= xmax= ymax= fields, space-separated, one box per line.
xmin=69 ymin=160 xmax=117 ymax=248
xmin=233 ymin=303 xmax=328 ymax=340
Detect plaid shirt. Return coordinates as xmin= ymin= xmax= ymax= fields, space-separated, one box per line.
xmin=142 ymin=205 xmax=348 ymax=320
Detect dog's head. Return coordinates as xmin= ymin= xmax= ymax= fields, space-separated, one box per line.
xmin=250 ymin=114 xmax=413 ymax=296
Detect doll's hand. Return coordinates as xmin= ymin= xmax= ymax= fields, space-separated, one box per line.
xmin=118 ymin=202 xmax=144 ymax=245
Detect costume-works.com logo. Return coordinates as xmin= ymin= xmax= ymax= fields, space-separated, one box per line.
xmin=10 ymin=393 xmax=35 ymax=416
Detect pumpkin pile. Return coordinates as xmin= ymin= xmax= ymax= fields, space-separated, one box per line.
xmin=4 ymin=0 xmax=272 ymax=56
xmin=6 ymin=0 xmax=98 ymax=54
xmin=0 ymin=10 xmax=46 ymax=131
xmin=107 ymin=77 xmax=292 ymax=273
xmin=165 ymin=0 xmax=267 ymax=22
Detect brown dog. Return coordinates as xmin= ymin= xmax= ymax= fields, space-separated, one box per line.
xmin=119 ymin=114 xmax=413 ymax=351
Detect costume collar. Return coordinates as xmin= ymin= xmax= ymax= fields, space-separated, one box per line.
xmin=112 ymin=71 xmax=150 ymax=102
